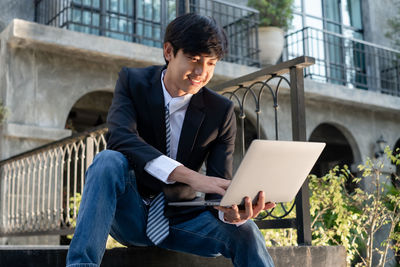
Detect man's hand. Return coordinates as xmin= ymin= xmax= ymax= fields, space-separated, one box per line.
xmin=168 ymin=165 xmax=230 ymax=196
xmin=214 ymin=191 xmax=276 ymax=224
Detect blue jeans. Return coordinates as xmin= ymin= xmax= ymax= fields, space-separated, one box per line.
xmin=66 ymin=150 xmax=274 ymax=267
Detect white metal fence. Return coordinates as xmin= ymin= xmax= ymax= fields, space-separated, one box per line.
xmin=0 ymin=126 xmax=107 ymax=236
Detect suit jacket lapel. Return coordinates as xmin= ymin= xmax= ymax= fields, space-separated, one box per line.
xmin=176 ymin=89 xmax=205 ymax=164
xmin=147 ymin=66 xmax=167 ymax=154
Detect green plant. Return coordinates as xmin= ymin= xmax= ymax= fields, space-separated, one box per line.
xmin=67 ymin=192 xmax=126 ymax=248
xmin=260 ymin=147 xmax=400 ymax=267
xmin=247 ymin=0 xmax=294 ymax=30
xmin=67 ymin=193 xmax=82 ymax=240
xmin=0 ymin=99 xmax=7 ymax=124
xmin=309 ymin=165 xmax=361 ymax=265
xmin=309 ymin=147 xmax=400 ymax=266
xmin=260 ymin=201 xmax=298 ymax=246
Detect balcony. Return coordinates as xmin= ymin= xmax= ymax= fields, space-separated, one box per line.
xmin=285 ymin=27 xmax=400 ymax=97
xmin=34 ymin=0 xmax=260 ymax=67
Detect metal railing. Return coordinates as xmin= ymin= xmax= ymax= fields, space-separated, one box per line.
xmin=188 ymin=0 xmax=259 ymax=66
xmin=34 ymin=0 xmax=260 ymax=67
xmin=213 ymin=56 xmax=315 ymax=245
xmin=284 ymin=27 xmax=400 ymax=97
xmin=0 ymin=56 xmax=314 ymax=244
xmin=34 ymin=0 xmax=176 ymax=48
xmin=0 ymin=126 xmax=107 ymax=236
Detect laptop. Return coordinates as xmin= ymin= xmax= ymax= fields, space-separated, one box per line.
xmin=168 ymin=139 xmax=325 ymax=207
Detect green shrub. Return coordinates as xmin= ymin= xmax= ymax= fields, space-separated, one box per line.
xmin=247 ymin=0 xmax=294 ymax=30
xmin=67 ymin=192 xmax=125 ymax=248
xmin=261 ymin=147 xmax=400 ymax=267
xmin=0 ymin=99 xmax=7 ymax=124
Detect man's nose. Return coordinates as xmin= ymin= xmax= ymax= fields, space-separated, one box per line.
xmin=194 ymin=63 xmax=205 ymax=76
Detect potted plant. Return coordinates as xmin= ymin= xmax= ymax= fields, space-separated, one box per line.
xmin=248 ymin=0 xmax=294 ymax=66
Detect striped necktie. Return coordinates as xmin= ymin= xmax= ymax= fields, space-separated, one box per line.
xmin=146 ymin=103 xmax=170 ymax=245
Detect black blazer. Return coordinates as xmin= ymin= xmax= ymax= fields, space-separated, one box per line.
xmin=106 ymin=65 xmax=236 ymax=223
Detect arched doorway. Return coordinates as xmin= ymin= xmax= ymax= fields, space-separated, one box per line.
xmin=65 ymin=91 xmax=113 ymax=133
xmin=309 ymin=123 xmax=358 ymax=190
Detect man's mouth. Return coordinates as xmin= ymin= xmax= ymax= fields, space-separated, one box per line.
xmin=188 ymin=76 xmax=202 ymax=85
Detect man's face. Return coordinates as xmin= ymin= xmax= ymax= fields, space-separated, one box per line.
xmin=163 ymin=42 xmax=218 ymax=97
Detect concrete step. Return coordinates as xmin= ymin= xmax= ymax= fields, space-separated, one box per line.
xmin=0 ymin=245 xmax=346 ymax=267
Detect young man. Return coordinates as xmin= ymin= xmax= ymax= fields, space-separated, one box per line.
xmin=66 ymin=13 xmax=275 ymax=267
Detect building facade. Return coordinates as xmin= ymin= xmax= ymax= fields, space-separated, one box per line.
xmin=0 ymin=0 xmax=399 ymax=252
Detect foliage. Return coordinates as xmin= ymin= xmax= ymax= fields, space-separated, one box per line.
xmin=309 ymin=165 xmax=361 ymax=264
xmin=247 ymin=0 xmax=294 ymax=30
xmin=0 ymin=99 xmax=7 ymax=124
xmin=385 ymin=1 xmax=400 ymax=50
xmin=261 ymin=201 xmax=298 ymax=246
xmin=310 ymin=147 xmax=400 ymax=266
xmin=67 ymin=193 xmax=82 ymax=239
xmin=263 ymin=228 xmax=297 ymax=246
xmin=261 ymin=147 xmax=400 ymax=267
xmin=67 ymin=192 xmax=126 ymax=248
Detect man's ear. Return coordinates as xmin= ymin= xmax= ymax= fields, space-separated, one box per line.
xmin=163 ymin=42 xmax=174 ymax=62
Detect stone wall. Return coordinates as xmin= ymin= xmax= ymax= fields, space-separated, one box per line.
xmin=0 ymin=245 xmax=347 ymax=267
xmin=363 ymin=0 xmax=400 ymax=48
xmin=0 ymin=0 xmax=34 ymax=32
xmin=0 ymin=19 xmax=258 ymax=160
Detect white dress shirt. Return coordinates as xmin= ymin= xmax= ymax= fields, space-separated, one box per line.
xmin=144 ymin=70 xmax=244 ymax=226
xmin=144 ymin=70 xmax=190 ymax=183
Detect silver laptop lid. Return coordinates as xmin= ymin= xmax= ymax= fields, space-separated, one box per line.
xmin=219 ymin=140 xmax=325 ymax=206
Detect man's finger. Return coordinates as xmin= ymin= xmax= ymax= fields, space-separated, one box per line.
xmin=252 ymin=191 xmax=265 ymax=216
xmin=214 ymin=205 xmax=231 ymax=213
xmin=215 ymin=187 xmax=226 ymax=196
xmin=214 ymin=204 xmax=239 ymax=215
xmin=215 ymin=177 xmax=231 ymax=189
xmin=232 ymin=204 xmax=239 ymax=214
xmin=264 ymin=202 xmax=276 ymax=210
xmin=221 ymin=182 xmax=230 ymax=190
xmin=257 ymin=191 xmax=265 ymax=207
xmin=242 ymin=197 xmax=252 ymax=220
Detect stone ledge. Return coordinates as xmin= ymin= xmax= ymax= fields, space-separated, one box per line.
xmin=0 ymin=19 xmax=259 ymax=85
xmin=269 ymin=245 xmax=347 ymax=267
xmin=304 ymin=78 xmax=400 ymax=114
xmin=0 ymin=245 xmax=346 ymax=267
xmin=3 ymin=123 xmax=71 ymax=141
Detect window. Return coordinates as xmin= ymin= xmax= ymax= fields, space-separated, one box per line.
xmin=286 ymin=0 xmax=365 ymax=89
xmin=68 ymin=0 xmax=176 ymax=47
xmin=35 ymin=0 xmax=260 ymax=67
xmin=189 ymin=0 xmax=260 ymax=66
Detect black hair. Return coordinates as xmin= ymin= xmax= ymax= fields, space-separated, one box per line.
xmin=163 ymin=13 xmax=228 ymax=64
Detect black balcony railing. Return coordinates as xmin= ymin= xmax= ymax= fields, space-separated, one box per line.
xmin=34 ymin=0 xmax=260 ymax=67
xmin=188 ymin=0 xmax=259 ymax=66
xmin=34 ymin=0 xmax=177 ymax=47
xmin=284 ymin=27 xmax=400 ymax=97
